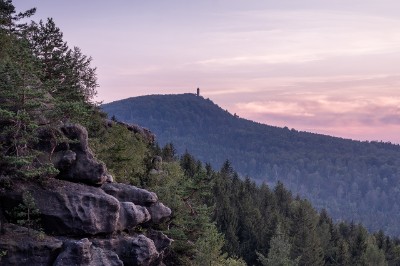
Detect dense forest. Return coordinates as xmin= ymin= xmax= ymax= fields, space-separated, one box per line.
xmin=94 ymin=129 xmax=400 ymax=266
xmin=103 ymin=94 xmax=400 ymax=237
xmin=2 ymin=0 xmax=400 ymax=265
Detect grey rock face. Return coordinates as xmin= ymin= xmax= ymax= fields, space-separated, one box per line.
xmin=93 ymin=234 xmax=160 ymax=266
xmin=118 ymin=202 xmax=151 ymax=230
xmin=0 ymin=178 xmax=172 ymax=264
xmin=0 ymin=224 xmax=63 ymax=266
xmin=1 ymin=123 xmax=172 ymax=265
xmin=146 ymin=230 xmax=173 ymax=254
xmin=102 ymin=182 xmax=158 ymax=205
xmin=58 ymin=123 xmax=110 ymax=184
xmin=54 ymin=238 xmax=123 ymax=266
xmin=34 ymin=179 xmax=120 ymax=235
xmin=147 ymin=202 xmax=172 ymax=224
xmin=37 ymin=123 xmax=111 ymax=185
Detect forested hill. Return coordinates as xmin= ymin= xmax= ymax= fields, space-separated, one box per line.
xmin=103 ymin=93 xmax=400 ymax=236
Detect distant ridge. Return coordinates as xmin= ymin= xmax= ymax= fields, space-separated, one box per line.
xmin=103 ymin=93 xmax=400 ymax=236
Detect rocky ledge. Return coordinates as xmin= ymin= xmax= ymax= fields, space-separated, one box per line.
xmin=0 ymin=123 xmax=172 ymax=266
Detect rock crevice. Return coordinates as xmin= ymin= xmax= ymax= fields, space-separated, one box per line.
xmin=0 ymin=123 xmax=172 ymax=266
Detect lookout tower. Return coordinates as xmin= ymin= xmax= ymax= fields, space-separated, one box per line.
xmin=197 ymin=88 xmax=200 ymax=96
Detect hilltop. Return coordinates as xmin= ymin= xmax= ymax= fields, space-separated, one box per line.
xmin=103 ymin=93 xmax=400 ymax=236
xmin=4 ymin=0 xmax=400 ymax=264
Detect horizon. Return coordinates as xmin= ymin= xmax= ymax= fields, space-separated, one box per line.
xmin=14 ymin=0 xmax=400 ymax=144
xmin=105 ymin=92 xmax=400 ymax=145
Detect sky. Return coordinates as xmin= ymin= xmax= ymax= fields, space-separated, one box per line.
xmin=14 ymin=0 xmax=400 ymax=144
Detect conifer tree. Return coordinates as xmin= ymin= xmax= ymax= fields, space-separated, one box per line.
xmin=11 ymin=191 xmax=41 ymax=235
xmin=290 ymin=201 xmax=324 ymax=266
xmin=0 ymin=34 xmax=56 ymax=178
xmin=27 ymin=17 xmax=98 ymax=125
xmin=28 ymin=18 xmax=68 ymax=82
xmin=213 ymin=161 xmax=240 ymax=255
xmin=336 ymin=239 xmax=351 ymax=265
xmin=0 ymin=0 xmax=36 ymax=33
xmin=360 ymin=236 xmax=387 ymax=266
xmin=195 ymin=223 xmax=246 ymax=266
xmin=257 ymin=224 xmax=298 ymax=266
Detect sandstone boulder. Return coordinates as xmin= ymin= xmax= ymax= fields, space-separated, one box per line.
xmin=0 ymin=179 xmax=120 ymax=235
xmin=146 ymin=229 xmax=173 ymax=254
xmin=102 ymin=182 xmax=158 ymax=205
xmin=37 ymin=123 xmax=112 ymax=185
xmin=0 ymin=224 xmax=63 ymax=266
xmin=54 ymin=238 xmax=123 ymax=266
xmin=118 ymin=202 xmax=151 ymax=230
xmin=93 ymin=234 xmax=160 ymax=266
xmin=1 ymin=122 xmax=172 ymax=265
xmin=146 ymin=202 xmax=172 ymax=224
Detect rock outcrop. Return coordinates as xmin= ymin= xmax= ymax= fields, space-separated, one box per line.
xmin=37 ymin=123 xmax=113 ymax=185
xmin=0 ymin=224 xmax=63 ymax=266
xmin=105 ymin=119 xmax=155 ymax=144
xmin=0 ymin=123 xmax=172 ymax=266
xmin=54 ymin=238 xmax=123 ymax=266
xmin=92 ymin=234 xmax=171 ymax=266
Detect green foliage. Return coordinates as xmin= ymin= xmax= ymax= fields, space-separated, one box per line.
xmin=148 ymin=160 xmax=209 ymax=264
xmin=10 ymin=191 xmax=41 ymax=235
xmin=0 ymin=0 xmax=98 ymax=179
xmin=195 ymin=223 xmax=246 ymax=266
xmin=3 ymin=2 xmax=400 ymax=266
xmin=0 ymin=34 xmax=56 ymax=178
xmin=194 ymin=223 xmax=227 ymax=265
xmin=290 ymin=200 xmax=324 ymax=266
xmin=361 ymin=236 xmax=387 ymax=266
xmin=209 ymin=162 xmax=400 ymax=265
xmin=103 ymin=93 xmax=400 ymax=236
xmin=90 ymin=123 xmax=150 ymax=186
xmin=0 ymin=0 xmax=36 ymax=33
xmin=27 ymin=17 xmax=98 ymax=127
xmin=257 ymin=224 xmax=298 ymax=266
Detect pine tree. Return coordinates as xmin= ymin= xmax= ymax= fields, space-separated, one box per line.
xmin=11 ymin=191 xmax=41 ymax=235
xmin=290 ymin=200 xmax=324 ymax=266
xmin=349 ymin=225 xmax=368 ymax=265
xmin=360 ymin=236 xmax=387 ymax=266
xmin=90 ymin=124 xmax=149 ymax=186
xmin=257 ymin=224 xmax=298 ymax=266
xmin=161 ymin=143 xmax=176 ymax=162
xmin=28 ymin=18 xmax=68 ymax=82
xmin=213 ymin=162 xmax=240 ymax=255
xmin=336 ymin=239 xmax=351 ymax=265
xmin=27 ymin=17 xmax=98 ymax=125
xmin=0 ymin=0 xmax=36 ymax=33
xmin=194 ymin=223 xmax=246 ymax=266
xmin=0 ymin=34 xmax=56 ymax=178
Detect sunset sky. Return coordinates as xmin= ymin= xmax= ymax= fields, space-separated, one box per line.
xmin=15 ymin=0 xmax=400 ymax=143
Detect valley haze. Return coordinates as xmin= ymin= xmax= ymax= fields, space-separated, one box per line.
xmin=13 ymin=0 xmax=400 ymax=144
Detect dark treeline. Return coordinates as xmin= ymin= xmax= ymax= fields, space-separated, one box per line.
xmin=103 ymin=93 xmax=400 ymax=236
xmin=99 ymin=134 xmax=400 ymax=265
xmin=2 ymin=1 xmax=400 ymax=265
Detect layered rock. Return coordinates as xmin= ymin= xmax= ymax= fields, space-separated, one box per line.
xmin=54 ymin=238 xmax=123 ymax=266
xmin=94 ymin=235 xmax=158 ymax=266
xmin=0 ymin=224 xmax=63 ymax=266
xmin=102 ymin=183 xmax=158 ymax=205
xmin=0 ymin=123 xmax=173 ymax=265
xmin=37 ymin=123 xmax=112 ymax=185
